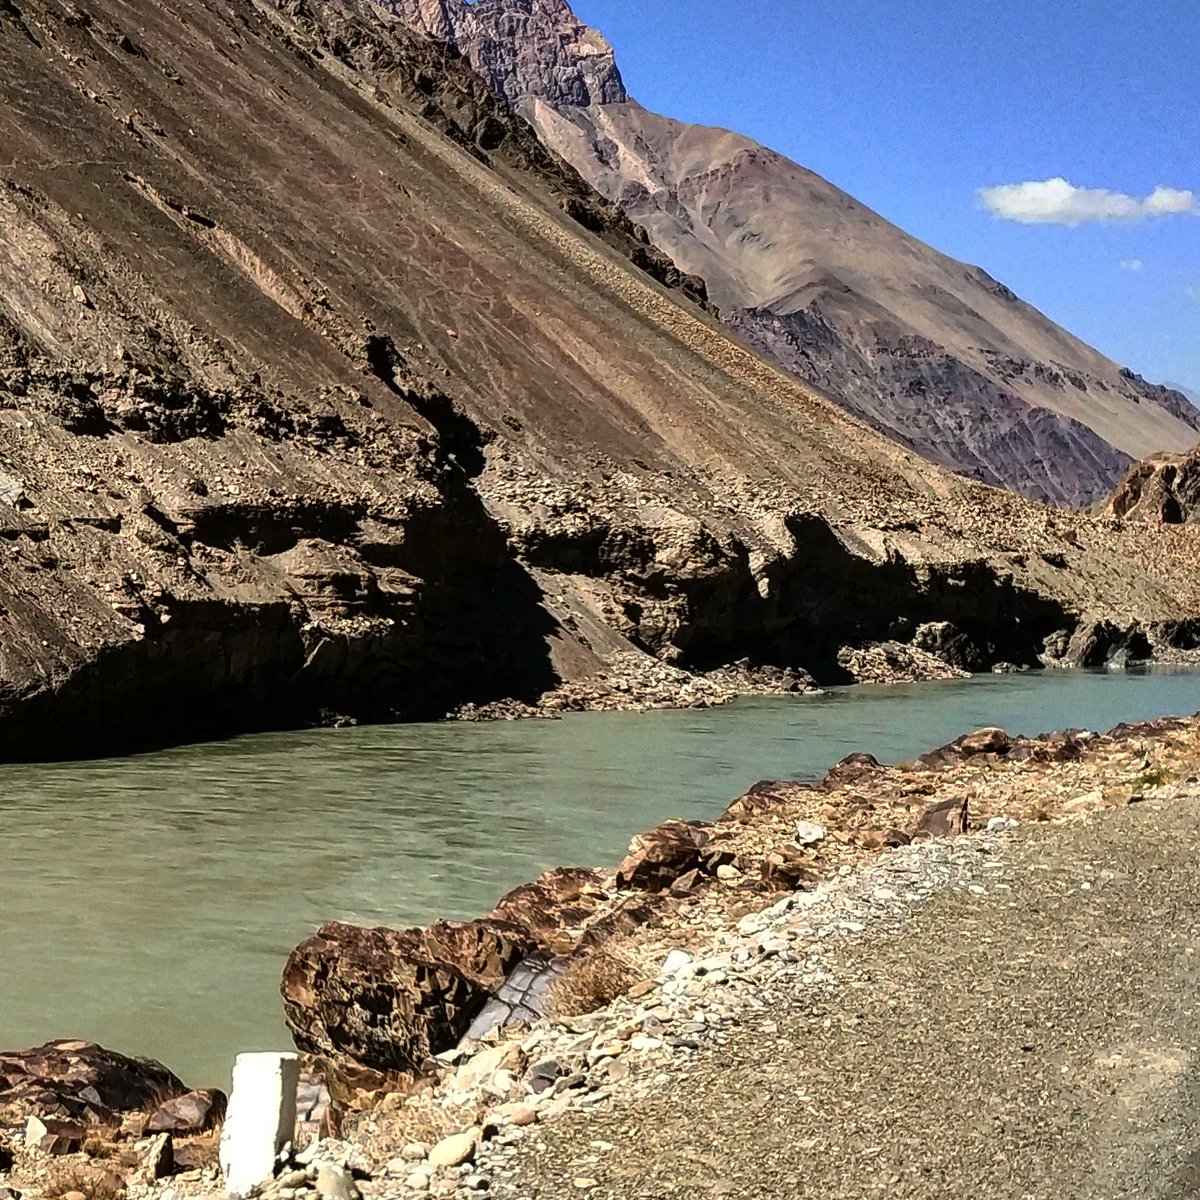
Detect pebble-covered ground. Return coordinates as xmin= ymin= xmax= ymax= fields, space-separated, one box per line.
xmin=483 ymin=798 xmax=1200 ymax=1198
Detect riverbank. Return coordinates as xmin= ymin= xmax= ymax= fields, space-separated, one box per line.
xmin=311 ymin=709 xmax=1200 ymax=1199
xmin=6 ymin=707 xmax=1196 ymax=1200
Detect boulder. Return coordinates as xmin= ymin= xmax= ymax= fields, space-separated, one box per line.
xmin=282 ymin=918 xmax=537 ymax=1076
xmin=144 ymin=1088 xmax=226 ymax=1134
xmin=912 ymin=621 xmax=987 ymax=671
xmin=489 ymin=867 xmax=607 ymax=947
xmin=913 ymin=795 xmax=969 ymax=839
xmin=822 ymin=752 xmax=883 ymax=787
xmin=1050 ymin=620 xmax=1152 ymax=669
xmin=958 ymin=727 xmax=1011 ymax=756
xmin=615 ymin=820 xmax=710 ymax=891
xmin=0 ymin=1041 xmax=186 ymax=1125
xmin=918 ymin=727 xmax=1010 ymax=767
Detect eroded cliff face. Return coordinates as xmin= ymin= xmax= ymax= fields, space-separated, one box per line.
xmin=1106 ymin=448 xmax=1200 ymax=525
xmin=0 ymin=0 xmax=1198 ymax=759
xmin=381 ymin=0 xmax=1200 ymax=506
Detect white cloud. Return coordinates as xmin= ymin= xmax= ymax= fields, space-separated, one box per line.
xmin=979 ymin=177 xmax=1198 ymax=226
xmin=1120 ymin=258 xmax=1145 ymax=273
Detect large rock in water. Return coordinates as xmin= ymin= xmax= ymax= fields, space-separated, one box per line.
xmin=0 ymin=1041 xmax=186 ymax=1124
xmin=282 ymin=919 xmax=538 ymax=1076
xmin=282 ymin=868 xmax=617 ymax=1079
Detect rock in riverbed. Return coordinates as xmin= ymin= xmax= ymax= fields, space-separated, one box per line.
xmin=0 ymin=1041 xmax=186 ymax=1125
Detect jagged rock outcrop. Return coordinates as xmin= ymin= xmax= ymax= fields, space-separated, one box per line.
xmin=0 ymin=1042 xmax=186 ymax=1124
xmin=381 ymin=0 xmax=1200 ymax=505
xmin=1105 ymin=447 xmax=1200 ymax=524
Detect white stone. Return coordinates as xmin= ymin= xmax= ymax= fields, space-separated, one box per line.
xmin=427 ymin=1129 xmax=478 ymax=1169
xmin=314 ymin=1161 xmax=359 ymax=1200
xmin=793 ymin=820 xmax=827 ymax=847
xmin=219 ymin=1052 xmax=300 ymax=1198
xmin=660 ymin=949 xmax=693 ymax=979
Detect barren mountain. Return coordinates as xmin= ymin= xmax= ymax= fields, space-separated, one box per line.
xmin=381 ymin=0 xmax=1200 ymax=506
xmin=0 ymin=0 xmax=1197 ymax=758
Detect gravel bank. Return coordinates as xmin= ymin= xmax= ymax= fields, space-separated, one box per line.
xmin=482 ymin=798 xmax=1200 ymax=1199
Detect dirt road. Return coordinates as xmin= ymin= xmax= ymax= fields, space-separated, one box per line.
xmin=494 ymin=798 xmax=1200 ymax=1199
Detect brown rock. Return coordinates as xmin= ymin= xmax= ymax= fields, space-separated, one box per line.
xmin=958 ymin=727 xmax=1011 ymax=756
xmin=489 ymin=868 xmax=607 ymax=947
xmin=668 ymin=868 xmax=705 ymax=897
xmin=0 ymin=1042 xmax=186 ymax=1125
xmin=823 ymin=753 xmax=883 ymax=787
xmin=282 ymin=919 xmax=537 ymax=1076
xmin=615 ymin=820 xmax=710 ymax=891
xmin=913 ymin=795 xmax=970 ymax=839
xmin=144 ymin=1089 xmax=226 ymax=1134
xmin=1106 ymin=448 xmax=1200 ymax=524
xmin=722 ymin=780 xmax=817 ymax=823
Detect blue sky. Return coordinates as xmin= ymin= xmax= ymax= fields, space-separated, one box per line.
xmin=571 ymin=0 xmax=1199 ymax=392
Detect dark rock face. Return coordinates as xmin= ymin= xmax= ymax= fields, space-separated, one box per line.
xmin=1106 ymin=447 xmax=1200 ymax=524
xmin=281 ymin=919 xmax=538 ymax=1075
xmin=380 ymin=0 xmax=628 ymax=107
xmin=0 ymin=1041 xmax=186 ymax=1125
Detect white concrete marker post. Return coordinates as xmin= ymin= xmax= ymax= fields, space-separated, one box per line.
xmin=220 ymin=1052 xmax=301 ymax=1197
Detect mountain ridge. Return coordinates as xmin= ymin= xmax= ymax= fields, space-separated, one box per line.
xmin=0 ymin=0 xmax=1197 ymax=757
xmin=377 ymin=0 xmax=1200 ymax=506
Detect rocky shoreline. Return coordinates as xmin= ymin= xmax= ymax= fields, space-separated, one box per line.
xmin=4 ymin=709 xmax=1199 ymax=1199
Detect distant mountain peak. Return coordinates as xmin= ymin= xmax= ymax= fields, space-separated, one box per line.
xmin=380 ymin=0 xmax=628 ymax=106
xmin=377 ymin=0 xmax=1200 ymax=506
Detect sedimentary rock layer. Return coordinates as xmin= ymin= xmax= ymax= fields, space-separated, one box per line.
xmin=0 ymin=0 xmax=1198 ymax=757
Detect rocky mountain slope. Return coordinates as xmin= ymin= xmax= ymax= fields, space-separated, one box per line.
xmin=1106 ymin=447 xmax=1200 ymax=524
xmin=0 ymin=0 xmax=1198 ymax=759
xmin=380 ymin=0 xmax=1200 ymax=506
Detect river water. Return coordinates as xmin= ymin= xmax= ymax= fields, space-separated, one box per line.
xmin=4 ymin=668 xmax=1200 ymax=1086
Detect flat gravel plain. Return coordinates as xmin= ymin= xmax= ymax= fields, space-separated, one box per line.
xmin=496 ymin=798 xmax=1200 ymax=1199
